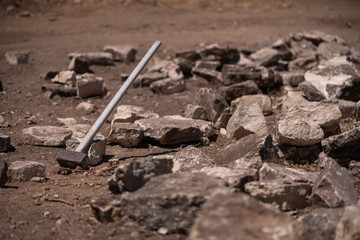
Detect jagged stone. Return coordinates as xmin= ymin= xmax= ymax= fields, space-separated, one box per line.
xmin=288 ymin=53 xmax=318 ymax=71
xmin=8 ymin=161 xmax=45 ymax=182
xmin=219 ymin=80 xmax=260 ymax=102
xmin=198 ymin=43 xmax=239 ymax=64
xmin=150 ymin=78 xmax=185 ymax=95
xmin=107 ymin=122 xmax=143 ymax=147
xmin=230 ymin=94 xmax=272 ymax=115
xmin=5 ymin=51 xmax=29 ymax=65
xmin=0 ymin=133 xmax=10 ymax=152
xmin=68 ymin=52 xmax=114 ymax=65
xmin=112 ymin=105 xmax=159 ymax=124
xmin=103 ymin=45 xmax=137 ymax=62
xmin=192 ymin=67 xmax=223 ymax=85
xmin=172 ymin=146 xmax=213 ymax=172
xmin=68 ymin=57 xmax=89 ymax=74
xmin=76 ymin=102 xmax=96 ymax=113
xmin=41 ymin=83 xmax=77 ymax=97
xmin=76 ymin=73 xmax=104 ymax=98
xmin=107 ymin=155 xmax=173 ymax=194
xmin=184 ymin=104 xmax=207 ymax=120
xmin=221 ymin=64 xmax=261 ymax=85
xmin=51 ymin=70 xmax=76 ymax=86
xmin=22 ymin=126 xmax=72 ymax=147
xmin=335 ymin=205 xmax=360 ymax=240
xmin=64 ymin=123 xmax=90 ymax=139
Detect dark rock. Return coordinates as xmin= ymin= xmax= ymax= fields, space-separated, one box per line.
xmin=218 ymin=80 xmax=260 ymax=102
xmin=68 ymin=52 xmax=114 ymax=65
xmin=172 ymin=146 xmax=213 ymax=172
xmin=348 ymin=161 xmax=360 ymax=181
xmin=288 ymin=53 xmax=318 ymax=71
xmin=317 ymin=42 xmax=351 ymax=60
xmin=280 ymin=71 xmax=305 ymax=87
xmin=299 ymin=81 xmax=327 ymax=101
xmin=198 ymin=43 xmax=239 ymax=64
xmin=175 ymin=49 xmax=201 ymax=62
xmin=0 ymin=133 xmax=10 ymax=152
xmin=43 ymin=71 xmax=58 ymax=81
xmin=68 ymin=57 xmax=89 ymax=74
xmin=176 ymin=58 xmax=194 ymax=77
xmin=278 ymin=145 xmax=321 ymax=164
xmin=0 ymin=156 xmax=8 ymax=187
xmin=41 ymin=83 xmax=77 ymax=97
xmin=103 ymin=45 xmax=137 ymax=62
xmin=221 ymin=64 xmax=261 ymax=85
xmin=192 ymin=67 xmax=223 ymax=85
xmin=108 ymin=123 xmax=143 ymax=148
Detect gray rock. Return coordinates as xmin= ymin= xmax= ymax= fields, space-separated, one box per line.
xmin=230 ymin=94 xmax=272 ymax=115
xmin=281 ymin=90 xmax=309 ymax=112
xmin=322 ymin=126 xmax=360 ymax=160
xmin=335 ymin=99 xmax=358 ymax=119
xmin=107 ymin=123 xmax=143 ymax=147
xmin=218 ymin=80 xmax=260 ymax=102
xmin=51 ymin=70 xmax=76 ymax=86
xmin=76 ymin=74 xmax=104 ymax=98
xmin=5 ymin=51 xmax=29 ymax=65
xmin=250 ymin=47 xmax=282 ymax=67
xmin=90 ymin=196 xmax=122 ymax=222
xmin=293 ymin=31 xmax=345 ymax=46
xmin=299 ymin=81 xmax=326 ymax=101
xmin=194 ymin=60 xmax=220 ymax=70
xmin=22 ymin=126 xmax=72 ymax=147
xmin=214 ymin=134 xmax=279 ymax=167
xmin=221 ymin=64 xmax=261 ymax=85
xmin=150 ymin=78 xmax=185 ymax=95
xmin=135 ymin=71 xmax=168 ymax=87
xmin=120 ymin=172 xmax=227 ymax=233
xmin=148 ymin=60 xmax=184 ymax=81
xmin=335 ymin=205 xmax=360 ymax=240
xmin=68 ymin=52 xmax=114 ymax=65
xmin=259 ymin=163 xmax=318 ymax=183
xmin=103 ymin=45 xmax=137 ymax=62
xmin=112 ymin=105 xmax=159 ymax=124
xmin=198 ymin=43 xmax=239 ymax=64
xmin=0 ymin=156 xmax=8 ymax=187
xmin=8 ymin=161 xmax=45 ymax=182
xmin=189 ymin=192 xmax=311 ymax=240
xmin=172 ymin=146 xmax=213 ymax=172
xmin=135 ymin=116 xmax=214 ymax=145
xmin=317 ymin=42 xmax=350 ymax=60
xmin=310 ymin=159 xmax=357 ymax=207
xmin=57 ymin=117 xmax=77 ymax=126
xmin=184 ymin=104 xmax=207 ymax=120
xmin=0 ymin=115 xmax=10 ymax=128
xmin=75 ymin=102 xmax=96 ymax=113
xmin=0 ymin=133 xmax=10 ymax=152
xmin=226 ymin=103 xmax=268 ymax=139
xmin=107 ymin=155 xmax=173 ymax=194
xmin=280 ymin=71 xmax=305 ymax=87
xmin=68 ymin=57 xmax=89 ymax=74
xmin=41 ymin=83 xmax=77 ymax=97
xmin=192 ymin=67 xmax=223 ymax=85
xmin=299 ymin=207 xmax=344 ymax=240
xmin=245 ymin=179 xmax=312 ymax=210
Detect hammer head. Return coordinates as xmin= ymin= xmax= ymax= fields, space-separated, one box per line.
xmin=56 ymin=150 xmax=90 ymax=169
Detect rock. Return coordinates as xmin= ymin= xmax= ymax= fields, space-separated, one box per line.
xmin=41 ymin=83 xmax=77 ymax=97
xmin=112 ymin=105 xmax=159 ymax=124
xmin=322 ymin=126 xmax=360 ymax=160
xmin=149 ymin=60 xmax=184 ymax=81
xmin=213 ymin=108 xmax=231 ymax=129
xmin=149 ymin=78 xmax=185 ymax=95
xmin=194 ymin=60 xmax=220 ymax=70
xmin=214 ymin=134 xmax=279 ymax=167
xmin=221 ymin=64 xmax=261 ymax=85
xmin=293 ymin=31 xmax=345 ymax=46
xmin=0 ymin=157 xmax=8 ymax=187
xmin=184 ymin=104 xmax=207 ymax=120
xmin=172 ymin=146 xmax=213 ymax=172
xmin=68 ymin=52 xmax=114 ymax=65
xmin=230 ymin=94 xmax=272 ymax=115
xmin=245 ymin=179 xmax=312 ymax=210
xmin=299 ymin=207 xmax=344 ymax=240
xmin=281 ymin=90 xmax=309 ymax=112
xmin=259 ymin=163 xmax=318 ymax=183
xmin=201 ymin=166 xmax=258 ymax=190
xmin=226 ymin=103 xmax=268 ymax=139
xmin=107 ymin=155 xmax=173 ymax=194
xmin=57 ymin=118 xmax=77 ymax=126
xmin=250 ymin=47 xmax=284 ymax=67
xmin=135 ymin=71 xmax=168 ymax=87
xmin=107 ymin=123 xmax=143 ymax=147
xmin=64 ymin=123 xmax=90 ymax=139
xmin=5 ymin=51 xmax=29 ymax=65
xmin=335 ymin=205 xmax=360 ymax=240
xmin=51 ymin=70 xmax=76 ymax=86
xmin=76 ymin=73 xmax=104 ymax=98
xmin=349 ymin=161 xmax=360 ymax=181
xmin=135 ymin=116 xmax=214 ymax=145
xmin=120 ymin=172 xmax=227 ymax=234
xmin=288 ymin=53 xmax=318 ymax=71
xmin=176 ymin=57 xmax=195 ymax=77
xmin=317 ymin=42 xmax=350 ymax=60
xmin=103 ymin=45 xmax=137 ymax=62
xmin=75 ymin=102 xmax=96 ymax=113
xmin=280 ymin=71 xmax=305 ymax=87
xmin=277 ymin=145 xmax=321 ymax=164
xmin=8 ymin=161 xmax=45 ymax=182
xmin=68 ymin=57 xmax=89 ymax=74
xmin=310 ymin=159 xmax=357 ymax=208
xmin=299 ymin=81 xmax=326 ymax=101
xmin=175 ymin=49 xmax=201 ymax=62
xmin=277 ymin=101 xmax=342 ymax=137
xmin=198 ymin=43 xmax=239 ymax=64
xmin=304 ymin=60 xmax=360 ymax=101
xmin=90 ymin=196 xmax=122 ymax=222
xmin=258 ymin=67 xmax=282 ymax=92
xmin=188 ymin=192 xmax=311 ymax=240
xmin=192 ymin=67 xmax=223 ymax=85
xmin=0 ymin=133 xmax=11 ymax=152
xmin=22 ymin=126 xmax=72 ymax=147
xmin=335 ymin=99 xmax=358 ymax=119
xmin=219 ymin=80 xmax=260 ymax=102
xmin=0 ymin=115 xmax=10 ymax=128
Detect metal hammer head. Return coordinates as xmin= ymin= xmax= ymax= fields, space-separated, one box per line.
xmin=56 ymin=150 xmax=90 ymax=169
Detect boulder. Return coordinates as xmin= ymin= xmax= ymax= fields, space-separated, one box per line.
xmin=68 ymin=52 xmax=114 ymax=65
xmin=22 ymin=126 xmax=72 ymax=147
xmin=5 ymin=51 xmax=29 ymax=65
xmin=192 ymin=67 xmax=223 ymax=85
xmin=226 ymin=103 xmax=268 ymax=139
xmin=230 ymin=94 xmax=272 ymax=115
xmin=107 ymin=123 xmax=143 ymax=147
xmin=103 ymin=45 xmax=137 ymax=62
xmin=75 ymin=102 xmax=96 ymax=113
xmin=41 ymin=83 xmax=77 ymax=97
xmin=107 ymin=155 xmax=173 ymax=194
xmin=8 ymin=161 xmax=45 ymax=182
xmin=149 ymin=78 xmax=185 ymax=95
xmin=335 ymin=205 xmax=360 ymax=240
xmin=259 ymin=163 xmax=318 ymax=183
xmin=221 ymin=64 xmax=261 ymax=85
xmin=76 ymin=74 xmax=104 ymax=98
xmin=184 ymin=104 xmax=207 ymax=120
xmin=51 ymin=70 xmax=76 ymax=86
xmin=0 ymin=157 xmax=8 ymax=187
xmin=68 ymin=57 xmax=89 ymax=74
xmin=0 ymin=133 xmax=10 ymax=152
xmin=172 ymin=146 xmax=213 ymax=172
xmin=218 ymin=80 xmax=260 ymax=102
xmin=197 ymin=43 xmax=239 ymax=64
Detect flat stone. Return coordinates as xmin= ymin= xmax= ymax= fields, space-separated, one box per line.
xmin=230 ymin=94 xmax=272 ymax=115
xmin=150 ymin=78 xmax=185 ymax=95
xmin=41 ymin=83 xmax=77 ymax=97
xmin=188 ymin=192 xmax=311 ymax=240
xmin=218 ymin=80 xmax=260 ymax=102
xmin=221 ymin=64 xmax=261 ymax=86
xmin=103 ymin=45 xmax=137 ymax=62
xmin=310 ymin=159 xmax=357 ymax=208
xmin=135 ymin=116 xmax=214 ymax=145
xmin=281 ymin=90 xmax=309 ymax=112
xmin=76 ymin=74 xmax=104 ymax=98
xmin=57 ymin=118 xmax=77 ymax=126
xmin=5 ymin=51 xmax=29 ymax=65
xmin=192 ymin=67 xmax=223 ymax=85
xmin=112 ymin=105 xmax=159 ymax=124
xmin=299 ymin=81 xmax=326 ymax=101
xmin=107 ymin=155 xmax=173 ymax=194
xmin=245 ymin=179 xmax=312 ymax=210
xmin=198 ymin=43 xmax=239 ymax=64
xmin=194 ymin=60 xmax=220 ymax=70
xmin=22 ymin=126 xmax=72 ymax=147
xmin=226 ymin=103 xmax=268 ymax=139
xmin=68 ymin=52 xmax=114 ymax=65
xmin=0 ymin=133 xmax=10 ymax=152
xmin=335 ymin=205 xmax=360 ymax=240
xmin=322 ymin=126 xmax=360 ymax=160
xmin=120 ymin=172 xmax=227 ymax=234
xmin=76 ymin=102 xmax=96 ymax=113
xmin=51 ymin=70 xmax=76 ymax=86
xmin=107 ymin=122 xmax=143 ymax=147
xmin=172 ymin=146 xmax=213 ymax=172
xmin=184 ymin=104 xmax=207 ymax=120
xmin=0 ymin=156 xmax=8 ymax=187
xmin=135 ymin=71 xmax=168 ymax=87
xmin=8 ymin=161 xmax=45 ymax=182
xmin=68 ymin=57 xmax=89 ymax=74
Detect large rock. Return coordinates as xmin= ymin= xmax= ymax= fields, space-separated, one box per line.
xmin=230 ymin=94 xmax=272 ymax=115
xmin=120 ymin=172 xmax=227 ymax=234
xmin=226 ymin=103 xmax=268 ymax=139
xmin=0 ymin=133 xmax=10 ymax=152
xmin=218 ymin=80 xmax=260 ymax=102
xmin=0 ymin=157 xmax=8 ymax=187
xmin=5 ymin=51 xmax=29 ymax=65
xmin=189 ymin=192 xmax=311 ymax=240
xmin=310 ymin=160 xmax=357 ymax=208
xmin=103 ymin=45 xmax=137 ymax=62
xmin=335 ymin=205 xmax=360 ymax=240
xmin=112 ymin=105 xmax=159 ymax=124
xmin=172 ymin=146 xmax=213 ymax=172
xmin=135 ymin=116 xmax=214 ymax=145
xmin=322 ymin=126 xmax=360 ymax=160
xmin=76 ymin=73 xmax=104 ymax=98
xmin=221 ymin=64 xmax=261 ymax=86
xmin=8 ymin=161 xmax=45 ymax=182
xmin=197 ymin=43 xmax=239 ymax=64
xmin=259 ymin=163 xmax=318 ymax=183
xmin=107 ymin=123 xmax=143 ymax=147
xmin=22 ymin=126 xmax=72 ymax=147
xmin=68 ymin=52 xmax=114 ymax=65
xmin=149 ymin=78 xmax=185 ymax=95
xmin=107 ymin=155 xmax=173 ymax=194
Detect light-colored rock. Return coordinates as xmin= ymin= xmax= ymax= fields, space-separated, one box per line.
xmin=68 ymin=52 xmax=114 ymax=65
xmin=8 ymin=161 xmax=45 ymax=181
xmin=250 ymin=47 xmax=281 ymax=67
xmin=22 ymin=126 xmax=72 ymax=146
xmin=57 ymin=118 xmax=77 ymax=126
xmin=281 ymin=90 xmax=309 ymax=112
xmin=149 ymin=78 xmax=185 ymax=95
xmin=135 ymin=71 xmax=168 ymax=87
xmin=112 ymin=105 xmax=159 ymax=124
xmin=335 ymin=205 xmax=360 ymax=240
xmin=0 ymin=133 xmax=10 ymax=152
xmin=226 ymin=103 xmax=268 ymax=139
xmin=76 ymin=74 xmax=104 ymax=98
xmin=172 ymin=146 xmax=213 ymax=172
xmin=51 ymin=70 xmax=76 ymax=86
xmin=76 ymin=102 xmax=96 ymax=113
xmin=5 ymin=51 xmax=29 ymax=65
xmin=184 ymin=104 xmax=207 ymax=120
xmin=194 ymin=60 xmax=220 ymax=70
xmin=107 ymin=123 xmax=143 ymax=147
xmin=65 ymin=123 xmax=90 ymax=139
xmin=259 ymin=163 xmax=318 ymax=183
xmin=230 ymin=94 xmax=272 ymax=115
xmin=103 ymin=45 xmax=137 ymax=62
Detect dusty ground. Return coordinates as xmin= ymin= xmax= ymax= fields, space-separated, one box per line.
xmin=0 ymin=0 xmax=360 ymax=239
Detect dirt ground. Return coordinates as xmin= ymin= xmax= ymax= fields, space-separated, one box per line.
xmin=0 ymin=0 xmax=360 ymax=239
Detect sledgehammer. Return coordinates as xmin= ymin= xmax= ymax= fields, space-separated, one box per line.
xmin=56 ymin=41 xmax=162 ymax=169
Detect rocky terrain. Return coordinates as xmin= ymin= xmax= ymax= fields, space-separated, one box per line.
xmin=1 ymin=0 xmax=360 ymax=239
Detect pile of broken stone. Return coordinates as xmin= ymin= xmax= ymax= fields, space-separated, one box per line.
xmin=1 ymin=30 xmax=360 ymax=239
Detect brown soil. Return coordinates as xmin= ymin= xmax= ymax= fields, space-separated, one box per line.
xmin=1 ymin=0 xmax=359 ymax=239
